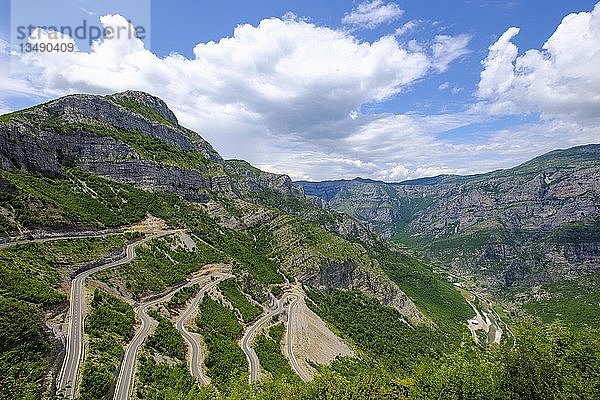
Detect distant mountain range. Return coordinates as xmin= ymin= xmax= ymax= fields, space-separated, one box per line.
xmin=298 ymin=145 xmax=600 ymax=299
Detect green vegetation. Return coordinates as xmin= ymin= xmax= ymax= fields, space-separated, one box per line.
xmin=0 ymin=296 xmax=53 ymax=400
xmin=196 ymin=294 xmax=247 ymax=390
xmin=409 ymin=323 xmax=600 ymax=400
xmin=280 ymin=215 xmax=367 ymax=264
xmin=269 ymin=323 xmax=285 ymax=344
xmin=135 ymin=296 xmax=197 ymax=398
xmin=525 ymin=274 xmax=600 ymax=327
xmin=97 ymin=237 xmax=222 ymax=298
xmin=146 ymin=315 xmax=186 ymax=360
xmin=136 ymin=356 xmax=203 ymax=399
xmin=15 ymin=107 xmax=212 ymax=171
xmin=111 ymin=97 xmax=176 ymax=127
xmin=0 ymin=169 xmax=193 ymax=230
xmin=0 ymin=235 xmax=127 ymax=306
xmin=81 ymin=122 xmax=210 ymax=170
xmin=254 ymin=323 xmax=298 ymax=382
xmin=80 ymin=289 xmax=135 ymax=400
xmin=372 ymin=245 xmax=473 ymax=336
xmin=219 ymin=280 xmax=262 ymax=323
xmin=250 ymin=187 xmax=314 ymax=215
xmin=306 ymin=288 xmax=449 ymax=372
xmin=166 ymin=284 xmax=199 ymax=312
xmin=129 ymin=322 xmax=600 ymax=400
xmin=552 ymin=217 xmax=600 ymax=244
xmin=0 ymin=234 xmax=130 ymax=399
xmin=209 ymin=227 xmax=283 ymax=285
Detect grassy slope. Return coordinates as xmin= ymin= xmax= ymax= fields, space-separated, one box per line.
xmin=136 ymin=311 xmax=199 ymax=399
xmin=254 ymin=323 xmax=298 ymax=382
xmin=0 ymin=296 xmax=53 ymax=400
xmin=95 ymin=236 xmax=223 ymax=299
xmin=195 ymin=294 xmax=247 ymax=391
xmin=371 ymin=245 xmax=473 ymax=333
xmin=219 ymin=280 xmax=262 ymax=323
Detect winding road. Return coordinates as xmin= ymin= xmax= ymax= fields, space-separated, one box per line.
xmin=0 ymin=230 xmax=124 ymax=249
xmin=446 ymin=270 xmax=514 ymax=345
xmin=241 ymin=291 xmax=308 ymax=383
xmin=175 ymin=275 xmax=229 ymax=385
xmin=114 ymin=272 xmax=231 ymax=400
xmin=285 ymin=295 xmax=310 ymax=382
xmin=57 ymin=230 xmax=179 ymax=399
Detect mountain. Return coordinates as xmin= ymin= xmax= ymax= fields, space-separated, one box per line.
xmin=298 ymin=145 xmax=600 ymax=321
xmin=0 ymin=91 xmax=478 ymax=398
xmin=0 ymin=91 xmax=434 ymax=320
xmin=3 ymin=92 xmax=599 ymax=400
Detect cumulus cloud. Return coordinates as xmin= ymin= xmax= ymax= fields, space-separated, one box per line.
xmin=342 ymin=0 xmax=403 ymax=29
xmin=378 ymin=164 xmax=462 ymax=181
xmin=477 ymin=3 xmax=600 ymax=122
xmin=10 ymin=14 xmax=467 ymax=163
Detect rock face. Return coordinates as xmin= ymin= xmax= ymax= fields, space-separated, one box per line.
xmin=0 ymin=91 xmax=313 ymax=203
xmin=259 ymin=213 xmax=425 ymax=324
xmin=298 ymin=145 xmax=600 ymax=292
xmin=0 ymin=92 xmax=219 ymax=200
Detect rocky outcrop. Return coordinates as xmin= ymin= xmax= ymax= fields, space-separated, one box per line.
xmin=0 ymin=92 xmax=223 ymax=201
xmin=288 ymin=252 xmax=424 ymax=324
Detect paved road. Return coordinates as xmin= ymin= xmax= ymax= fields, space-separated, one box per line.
xmin=241 ymin=292 xmax=300 ymax=383
xmin=175 ymin=275 xmax=229 ymax=385
xmin=57 ymin=230 xmax=179 ymax=399
xmin=0 ymin=230 xmax=124 ymax=249
xmin=285 ymin=294 xmax=310 ymax=382
xmin=114 ymin=273 xmax=227 ymax=400
xmin=445 ymin=270 xmax=514 ymax=345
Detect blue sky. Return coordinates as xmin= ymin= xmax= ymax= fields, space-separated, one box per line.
xmin=1 ymin=1 xmax=599 ymax=181
xmin=150 ymin=1 xmax=590 ymax=115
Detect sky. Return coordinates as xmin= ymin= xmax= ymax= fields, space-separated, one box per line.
xmin=0 ymin=0 xmax=599 ymax=181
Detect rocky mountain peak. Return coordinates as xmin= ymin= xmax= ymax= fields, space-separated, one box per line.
xmin=108 ymin=90 xmax=179 ymax=126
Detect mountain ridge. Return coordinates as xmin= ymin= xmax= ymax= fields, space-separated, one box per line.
xmin=297 ymin=143 xmax=600 ymax=318
xmin=0 ymin=90 xmax=464 ymax=327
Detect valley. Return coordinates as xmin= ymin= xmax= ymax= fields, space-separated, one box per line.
xmin=299 ymin=148 xmax=600 ymax=328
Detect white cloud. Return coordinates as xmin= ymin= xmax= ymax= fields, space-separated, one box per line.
xmin=431 ymin=34 xmax=472 ymax=72
xmin=342 ymin=0 xmax=403 ymax=29
xmin=477 ymin=27 xmax=520 ymax=100
xmin=378 ymin=164 xmax=462 ymax=181
xmin=438 ymin=81 xmax=463 ymax=94
xmin=395 ymin=20 xmax=420 ymax=37
xmin=10 ymin=14 xmax=453 ymax=160
xmin=477 ymin=3 xmax=600 ymax=122
xmin=3 ymin=12 xmax=595 ymax=182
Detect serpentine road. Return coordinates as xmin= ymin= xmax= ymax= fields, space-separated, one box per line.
xmin=114 ymin=272 xmax=231 ymax=400
xmin=57 ymin=230 xmax=179 ymax=399
xmin=241 ymin=292 xmax=308 ymax=383
xmin=175 ymin=274 xmax=230 ymax=385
